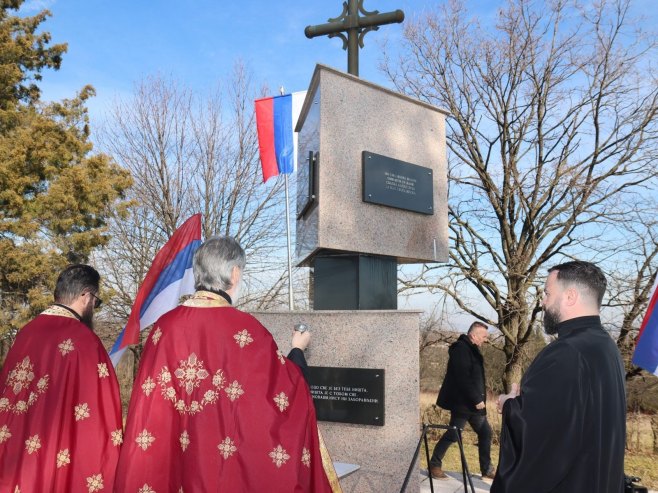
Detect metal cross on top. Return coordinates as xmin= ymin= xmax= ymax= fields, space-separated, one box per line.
xmin=304 ymin=0 xmax=404 ymax=77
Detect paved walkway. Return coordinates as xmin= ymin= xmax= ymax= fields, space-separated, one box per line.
xmin=419 ymin=469 xmax=491 ymax=493
xmin=418 ymin=469 xmax=657 ymax=493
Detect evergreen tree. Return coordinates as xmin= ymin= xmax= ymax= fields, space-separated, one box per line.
xmin=0 ymin=0 xmax=132 ymax=339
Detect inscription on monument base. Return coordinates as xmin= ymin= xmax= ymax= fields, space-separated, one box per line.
xmin=309 ymin=367 xmax=385 ymax=426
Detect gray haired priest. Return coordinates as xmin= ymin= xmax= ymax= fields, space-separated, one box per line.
xmin=115 ymin=236 xmax=341 ymax=492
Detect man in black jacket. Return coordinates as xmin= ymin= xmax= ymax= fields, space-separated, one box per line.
xmin=430 ymin=321 xmax=495 ymax=480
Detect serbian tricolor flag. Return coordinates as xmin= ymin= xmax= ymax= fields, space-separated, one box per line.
xmin=109 ymin=213 xmax=202 ymax=366
xmin=254 ymin=91 xmax=306 ymax=182
xmin=633 ymin=275 xmax=658 ymax=375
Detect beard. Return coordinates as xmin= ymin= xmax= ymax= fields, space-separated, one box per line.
xmin=543 ymin=305 xmax=561 ymax=335
xmin=81 ymin=301 xmax=95 ymax=330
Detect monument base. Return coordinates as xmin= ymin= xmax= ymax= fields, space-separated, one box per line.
xmin=252 ymin=310 xmax=420 ymax=493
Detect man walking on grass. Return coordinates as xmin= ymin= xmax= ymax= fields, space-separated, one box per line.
xmin=430 ymin=321 xmax=495 ymax=481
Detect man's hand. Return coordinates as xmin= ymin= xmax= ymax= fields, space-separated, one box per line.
xmin=291 ymin=330 xmax=311 ymax=351
xmin=475 ymin=401 xmax=486 ymax=410
xmin=497 ymin=383 xmax=520 ymax=413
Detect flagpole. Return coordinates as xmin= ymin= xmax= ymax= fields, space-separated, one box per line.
xmin=284 ymin=173 xmax=295 ymax=310
xmin=278 ymin=86 xmax=295 ymax=311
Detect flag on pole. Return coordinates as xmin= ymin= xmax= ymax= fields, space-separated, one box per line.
xmin=254 ymin=91 xmax=307 ymax=182
xmin=109 ymin=213 xmax=202 ymax=366
xmin=632 ymin=275 xmax=658 ymax=375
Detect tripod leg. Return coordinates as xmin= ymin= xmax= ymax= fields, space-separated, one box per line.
xmin=456 ymin=428 xmax=476 ymax=493
xmin=399 ymin=424 xmax=426 ymax=493
xmin=423 ymin=428 xmax=435 ymax=493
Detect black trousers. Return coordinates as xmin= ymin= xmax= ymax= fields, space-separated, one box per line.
xmin=430 ymin=411 xmax=493 ymax=475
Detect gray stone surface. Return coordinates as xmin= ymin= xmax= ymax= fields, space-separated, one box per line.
xmin=418 ymin=470 xmax=658 ymax=493
xmin=419 ymin=470 xmax=492 ymax=493
xmin=295 ymin=64 xmax=449 ymax=265
xmin=252 ymin=310 xmax=421 ymax=493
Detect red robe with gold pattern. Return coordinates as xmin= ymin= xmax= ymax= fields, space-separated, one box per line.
xmin=0 ymin=306 xmax=123 ymax=492
xmin=115 ymin=292 xmax=340 ymax=493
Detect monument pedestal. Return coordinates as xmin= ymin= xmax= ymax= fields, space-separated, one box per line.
xmin=313 ymin=253 xmax=397 ymax=310
xmin=253 ymin=310 xmax=420 ymax=493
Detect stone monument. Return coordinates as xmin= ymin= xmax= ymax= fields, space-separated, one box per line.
xmin=253 ymin=3 xmax=448 ymax=491
xmin=253 ymin=64 xmax=448 ymax=493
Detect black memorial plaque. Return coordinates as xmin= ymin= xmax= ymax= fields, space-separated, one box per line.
xmin=297 ymin=151 xmax=319 ymax=219
xmin=362 ymin=151 xmax=434 ymax=215
xmin=308 ymin=367 xmax=384 ymax=426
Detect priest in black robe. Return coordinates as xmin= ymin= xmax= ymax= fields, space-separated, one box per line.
xmin=492 ymin=261 xmax=626 ymax=493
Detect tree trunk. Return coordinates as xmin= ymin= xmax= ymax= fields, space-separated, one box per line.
xmin=500 ymin=301 xmax=531 ymax=392
xmin=129 ymin=344 xmax=144 ymax=383
xmin=502 ymin=339 xmax=523 ymax=393
xmin=0 ymin=336 xmax=12 ymax=368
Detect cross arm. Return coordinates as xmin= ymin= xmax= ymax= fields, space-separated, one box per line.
xmin=305 ymin=9 xmax=404 ymax=39
xmin=358 ymin=9 xmax=404 ymax=29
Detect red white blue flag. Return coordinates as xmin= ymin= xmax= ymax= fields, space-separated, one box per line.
xmin=633 ymin=275 xmax=658 ymax=376
xmin=254 ymin=91 xmax=306 ymax=182
xmin=109 ymin=213 xmax=202 ymax=366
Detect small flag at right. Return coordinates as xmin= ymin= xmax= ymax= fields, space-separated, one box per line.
xmin=632 ymin=275 xmax=658 ymax=376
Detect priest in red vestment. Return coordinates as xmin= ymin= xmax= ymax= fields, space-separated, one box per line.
xmin=0 ymin=265 xmax=123 ymax=492
xmin=115 ymin=236 xmax=341 ymax=493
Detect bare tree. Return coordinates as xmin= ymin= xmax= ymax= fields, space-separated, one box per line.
xmin=605 ymin=214 xmax=658 ymax=377
xmin=97 ymin=63 xmax=293 ymax=324
xmin=383 ymin=0 xmax=658 ymax=388
xmin=95 ymin=204 xmax=167 ymax=323
xmin=103 ymin=75 xmax=193 ymax=236
xmin=418 ymin=306 xmax=454 ymax=354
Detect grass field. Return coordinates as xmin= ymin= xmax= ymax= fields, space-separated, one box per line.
xmin=419 ymin=392 xmax=658 ymax=489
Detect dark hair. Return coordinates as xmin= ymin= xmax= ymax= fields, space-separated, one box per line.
xmin=548 ymin=261 xmax=607 ymax=307
xmin=54 ymin=265 xmax=100 ymax=305
xmin=467 ymin=321 xmax=488 ymax=334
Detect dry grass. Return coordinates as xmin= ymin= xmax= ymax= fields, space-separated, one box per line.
xmin=419 ymin=392 xmax=658 ymax=489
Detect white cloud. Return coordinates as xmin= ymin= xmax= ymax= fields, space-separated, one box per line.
xmin=19 ymin=0 xmax=56 ymax=14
